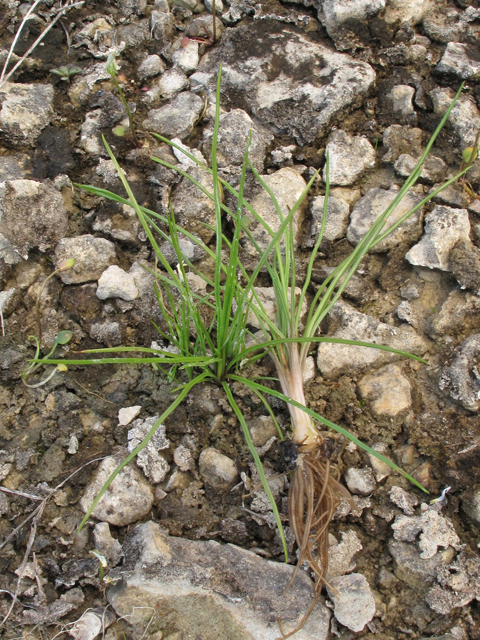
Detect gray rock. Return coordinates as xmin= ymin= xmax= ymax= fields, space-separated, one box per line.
xmin=249 ymin=416 xmax=278 ymax=447
xmin=347 ymin=188 xmax=423 ymax=252
xmin=382 ymin=125 xmax=423 ymax=163
xmin=436 ymin=42 xmax=480 ymax=80
xmin=394 ymin=153 xmax=447 ymax=184
xmin=199 ymin=447 xmax=238 ymax=490
xmin=108 ymin=521 xmax=330 ymax=640
xmin=222 ymin=0 xmax=256 ymax=23
xmin=431 ymin=87 xmax=480 ymax=149
xmin=327 ymin=573 xmax=376 ymax=632
xmin=173 ymin=445 xmax=195 ymax=472
xmin=240 ymin=168 xmax=307 ymax=266
xmin=383 ymin=0 xmax=431 ymax=26
xmin=119 ymin=0 xmax=147 ymax=15
xmin=316 ymin=300 xmax=428 ymax=379
xmin=159 ymin=233 xmax=205 ymax=265
xmin=143 ymin=67 xmax=189 ymax=103
xmin=54 ymin=235 xmax=117 ymax=284
xmin=68 ymin=64 xmax=113 ymax=108
xmin=423 ymin=6 xmax=480 ymax=44
xmin=190 ymin=23 xmax=375 ymax=145
xmin=172 ymin=40 xmax=200 ymax=75
xmin=389 ymin=486 xmax=419 ymax=516
xmin=431 ymin=182 xmax=471 ymax=209
xmin=327 ymin=530 xmax=362 ymax=579
xmin=321 ymin=0 xmax=385 ymax=50
xmin=426 ymin=552 xmax=480 ymax=615
xmin=89 ymin=321 xmax=122 ymax=346
xmin=171 ymin=137 xmax=206 ymax=168
xmin=430 ymin=289 xmax=480 ymax=337
xmin=137 ymin=54 xmax=166 ymax=81
xmin=344 ymin=467 xmax=376 ymax=495
xmin=366 ymin=442 xmax=394 ymax=482
xmin=461 ymin=485 xmax=480 ymax=526
xmin=117 ymin=19 xmax=151 ymax=56
xmin=439 ymin=333 xmax=480 ymax=411
xmin=128 ymin=417 xmax=171 ymax=484
xmin=0 ymin=179 xmax=67 ymax=263
xmin=0 ymin=154 xmax=31 ymax=181
xmin=204 ymin=0 xmax=224 ymax=13
xmin=0 ymin=82 xmax=54 ymax=145
xmin=203 ymin=109 xmax=273 ymax=172
xmin=80 ymin=456 xmax=154 ymax=526
xmin=170 ymin=165 xmax=216 ymax=243
xmin=118 ymin=406 xmax=142 ymax=426
xmin=96 ymin=265 xmax=139 ymax=301
xmin=400 ymin=281 xmax=424 ymax=300
xmin=405 ymin=206 xmax=470 ymax=272
xmin=151 ymin=10 xmax=175 ymax=45
xmin=450 ymin=239 xmax=480 ymax=293
xmin=389 ymin=540 xmax=455 ymax=588
xmin=389 ymin=85 xmax=416 ymax=124
xmin=324 ymin=130 xmax=375 ymax=186
xmin=306 ymin=194 xmax=350 ymax=245
xmin=358 ymin=364 xmax=412 ymax=418
xmin=0 ymin=490 xmax=8 ymax=516
xmin=93 ymin=522 xmax=123 ymax=566
xmin=142 ymin=92 xmax=204 ymax=140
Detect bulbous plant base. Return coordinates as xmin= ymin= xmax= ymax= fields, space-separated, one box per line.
xmin=277 ymin=444 xmax=354 ymax=639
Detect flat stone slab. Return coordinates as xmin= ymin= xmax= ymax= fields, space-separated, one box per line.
xmin=108 ymin=521 xmax=331 ymax=640
xmin=190 ymin=21 xmax=375 ymax=145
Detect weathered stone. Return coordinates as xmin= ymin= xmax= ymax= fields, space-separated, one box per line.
xmin=54 ymin=235 xmax=117 ymax=284
xmin=321 ymin=0 xmax=385 ymax=50
xmin=96 ymin=265 xmax=139 ymax=301
xmin=439 ymin=334 xmax=480 ymax=411
xmin=426 ymin=552 xmax=480 ymax=615
xmin=383 ymin=0 xmax=431 ymax=25
xmin=406 ymin=206 xmax=470 ymax=272
xmin=344 ymin=467 xmax=376 ymax=495
xmin=461 ymin=485 xmax=480 ymax=527
xmin=436 ymin=42 xmax=480 ymax=80
xmin=170 ymin=165 xmax=216 ymax=243
xmin=389 ymin=85 xmax=416 ymax=124
xmin=172 ymin=41 xmax=199 ymax=75
xmin=394 ymin=154 xmax=447 ymax=184
xmin=367 ymin=442 xmax=393 ymax=482
xmin=80 ymin=456 xmax=154 ymax=526
xmin=89 ymin=321 xmax=122 ymax=346
xmin=173 ymin=445 xmax=195 ymax=472
xmin=389 ymin=486 xmax=419 ymax=516
xmin=108 ymin=521 xmax=331 ymax=640
xmin=0 ymin=154 xmax=31 ymax=181
xmin=382 ymin=125 xmax=423 ymax=163
xmin=199 ymin=447 xmax=238 ymax=490
xmin=327 ymin=530 xmax=362 ymax=579
xmin=203 ymin=109 xmax=273 ymax=171
xmin=430 ymin=290 xmax=480 ymax=338
xmin=144 ymin=67 xmax=189 ymax=103
xmin=93 ymin=522 xmax=123 ymax=566
xmin=249 ymin=416 xmax=278 ymax=447
xmin=389 ymin=540 xmax=455 ymax=588
xmin=142 ymin=92 xmax=204 ymax=140
xmin=449 ymin=239 xmax=480 ymax=293
xmin=347 ymin=188 xmax=423 ymax=252
xmin=327 ymin=573 xmax=376 ymax=632
xmin=306 ymin=195 xmax=350 ymax=246
xmin=431 ymin=87 xmax=480 ymax=149
xmin=151 ymin=10 xmax=175 ymax=44
xmin=190 ymin=22 xmax=375 ymax=145
xmin=0 ymin=180 xmax=67 ymax=263
xmin=317 ymin=300 xmax=428 ymax=379
xmin=137 ymin=54 xmax=166 ymax=81
xmin=324 ymin=129 xmax=375 ymax=186
xmin=424 ymin=6 xmax=480 ymax=44
xmin=128 ymin=417 xmax=171 ymax=484
xmin=118 ymin=406 xmax=142 ymax=426
xmin=0 ymin=82 xmax=54 ymax=144
xmin=358 ymin=364 xmax=412 ymax=417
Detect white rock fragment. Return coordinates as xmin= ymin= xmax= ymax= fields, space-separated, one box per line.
xmin=93 ymin=522 xmax=123 ymax=566
xmin=406 ymin=206 xmax=470 ymax=271
xmin=128 ymin=417 xmax=171 ymax=484
xmin=324 ymin=129 xmax=375 ymax=186
xmin=327 ymin=530 xmax=363 ymax=579
xmin=303 ymin=356 xmax=316 ymax=385
xmin=199 ymin=447 xmax=238 ymax=491
xmin=138 ymin=54 xmax=166 ymax=81
xmin=68 ymin=435 xmax=79 ymax=455
xmin=172 ymin=40 xmax=199 ymax=74
xmin=308 ymin=195 xmax=350 ymax=244
xmin=80 ymin=456 xmax=154 ymax=526
xmin=173 ymin=444 xmax=195 ymax=472
xmin=390 ymin=85 xmax=416 ymax=123
xmin=118 ymin=406 xmax=142 ymax=426
xmin=358 ymin=364 xmax=412 ymax=418
xmin=344 ymin=467 xmax=376 ymax=495
xmin=0 ymin=82 xmax=54 ymax=144
xmin=96 ymin=265 xmax=139 ymax=301
xmin=439 ymin=334 xmax=480 ymax=410
xmin=431 ymin=87 xmax=480 ymax=149
xmin=436 ymin=42 xmax=480 ymax=80
xmin=327 ymin=573 xmax=376 ymax=632
xmin=366 ymin=442 xmax=393 ymax=482
xmin=392 ymin=503 xmax=461 ymax=559
xmin=389 ymin=485 xmax=419 ymax=516
xmin=54 ymin=235 xmax=117 ymax=284
xmin=171 ymin=137 xmax=206 ymax=168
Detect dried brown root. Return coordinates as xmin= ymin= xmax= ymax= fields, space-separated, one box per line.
xmin=277 ymin=446 xmax=354 ymax=639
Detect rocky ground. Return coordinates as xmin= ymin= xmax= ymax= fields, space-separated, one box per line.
xmin=1 ymin=0 xmax=480 ymax=638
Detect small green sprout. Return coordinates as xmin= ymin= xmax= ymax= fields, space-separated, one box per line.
xmin=106 ymin=52 xmax=140 ymax=147
xmin=50 ymin=65 xmax=81 ymax=82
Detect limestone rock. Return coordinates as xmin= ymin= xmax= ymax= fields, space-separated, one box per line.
xmin=449 ymin=239 xmax=480 ymax=293
xmin=394 ymin=153 xmax=447 ymax=184
xmin=249 ymin=416 xmax=278 ymax=447
xmin=436 ymin=42 xmax=480 ymax=80
xmin=344 ymin=467 xmax=376 ymax=495
xmin=128 ymin=417 xmax=170 ymax=484
xmin=431 ymin=87 xmax=480 ymax=149
xmin=461 ymin=485 xmax=480 ymax=527
xmin=203 ymin=109 xmax=273 ymax=172
xmin=322 ymin=0 xmax=385 ymax=51
xmin=389 ymin=486 xmax=419 ymax=516
xmin=383 ymin=0 xmax=431 ymax=26
xmin=54 ymin=235 xmax=116 ymax=285
xmin=327 ymin=530 xmax=363 ymax=579
xmin=0 ymin=153 xmax=31 ymax=181
xmin=172 ymin=41 xmax=199 ymax=75
xmin=144 ymin=67 xmax=189 ymax=103
xmin=324 ymin=129 xmax=375 ymax=186
xmin=306 ymin=195 xmax=350 ymax=246
xmin=358 ymin=364 xmax=412 ymax=417
xmin=80 ymin=456 xmax=154 ymax=526
xmin=382 ymin=125 xmax=423 ymax=163
xmin=142 ymin=92 xmax=204 ymax=140
xmin=0 ymin=179 xmax=67 ymax=263
xmin=439 ymin=334 xmax=480 ymax=411
xmin=367 ymin=442 xmax=394 ymax=482
xmin=389 ymin=540 xmax=455 ymax=588
xmin=96 ymin=265 xmax=139 ymax=301
xmin=430 ymin=290 xmax=480 ymax=338
xmin=347 ymin=188 xmax=423 ymax=252
xmin=108 ymin=521 xmax=330 ymax=640
xmin=190 ymin=22 xmax=375 ymax=145
xmin=244 ymin=285 xmax=308 ymax=329
xmin=327 ymin=573 xmax=376 ymax=632
xmin=0 ymin=82 xmax=54 ymax=144
xmin=93 ymin=522 xmax=123 ymax=566
xmin=118 ymin=406 xmax=142 ymax=426
xmin=406 ymin=206 xmax=470 ymax=272
xmin=137 ymin=54 xmax=166 ymax=81
xmin=170 ymin=165 xmax=216 ymax=243
xmin=199 ymin=448 xmax=238 ymax=490
xmin=316 ymin=300 xmax=428 ymax=379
